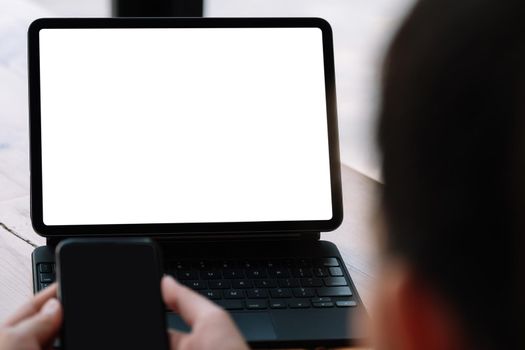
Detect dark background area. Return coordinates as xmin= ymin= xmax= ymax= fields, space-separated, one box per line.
xmin=112 ymin=0 xmax=203 ymax=17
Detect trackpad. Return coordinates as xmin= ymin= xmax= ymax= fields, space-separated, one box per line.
xmin=167 ymin=312 xmax=277 ymax=341
xmin=231 ymin=313 xmax=277 ymax=341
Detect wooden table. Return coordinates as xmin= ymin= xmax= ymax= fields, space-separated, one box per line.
xmin=0 ymin=3 xmax=381 ymax=348
xmin=0 ymin=161 xmax=379 ymax=348
xmin=0 ymin=163 xmax=379 ymax=347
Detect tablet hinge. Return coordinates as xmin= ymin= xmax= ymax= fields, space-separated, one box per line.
xmin=46 ymin=237 xmax=62 ymax=247
xmin=154 ymin=231 xmax=321 ymax=243
xmin=44 ymin=232 xmax=320 ymax=246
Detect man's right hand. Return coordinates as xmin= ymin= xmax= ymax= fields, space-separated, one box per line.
xmin=161 ymin=275 xmax=249 ymax=350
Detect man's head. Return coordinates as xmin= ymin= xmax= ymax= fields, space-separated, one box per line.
xmin=374 ymin=0 xmax=525 ymax=349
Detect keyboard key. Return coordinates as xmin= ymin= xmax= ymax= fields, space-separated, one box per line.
xmin=289 ymin=300 xmax=310 ymax=308
xmin=183 ymin=280 xmax=207 ymax=290
xmin=269 ymin=288 xmax=292 ymax=298
xmin=218 ymin=261 xmax=236 ymax=269
xmin=278 ymin=278 xmax=300 ymax=288
xmin=246 ymin=300 xmax=268 ymax=310
xmin=223 ymin=269 xmax=244 ymax=279
xmin=270 ymin=301 xmax=287 ymax=309
xmin=208 ymin=280 xmax=231 ymax=289
xmin=316 ymin=258 xmax=339 ymax=267
xmin=336 ymin=300 xmax=357 ymax=307
xmin=313 ymin=302 xmax=334 ymax=308
xmin=280 ymin=259 xmax=296 ymax=268
xmin=217 ymin=300 xmax=244 ymax=310
xmin=291 ymin=268 xmax=312 ymax=278
xmin=301 ymin=278 xmax=323 ymax=287
xmin=316 ymin=287 xmax=352 ymax=297
xmin=313 ymin=267 xmax=329 ymax=277
xmin=254 ymin=279 xmax=277 ymax=288
xmin=38 ymin=263 xmax=52 ymax=273
xmin=292 ymin=287 xmax=315 ymax=298
xmin=40 ymin=282 xmax=50 ymax=290
xmin=40 ymin=273 xmax=55 ymax=283
xmin=232 ymin=280 xmax=253 ymax=289
xmin=241 ymin=260 xmax=260 ymax=269
xmin=268 ymin=268 xmax=290 ymax=278
xmin=246 ymin=289 xmax=268 ymax=299
xmin=324 ymin=277 xmax=348 ymax=286
xmin=201 ymin=290 xmax=222 ymax=300
xmin=297 ymin=258 xmax=312 ymax=267
xmin=201 ymin=270 xmax=221 ymax=279
xmin=170 ymin=261 xmax=190 ymax=270
xmin=224 ymin=290 xmax=244 ymax=299
xmin=178 ymin=270 xmax=198 ymax=280
xmin=246 ymin=269 xmax=267 ymax=279
xmin=265 ymin=260 xmax=281 ymax=269
xmin=311 ymin=297 xmax=331 ymax=303
xmin=194 ymin=260 xmax=212 ymax=269
xmin=329 ymin=267 xmax=344 ymax=276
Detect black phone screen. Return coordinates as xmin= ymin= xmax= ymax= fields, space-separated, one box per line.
xmin=56 ymin=238 xmax=168 ymax=350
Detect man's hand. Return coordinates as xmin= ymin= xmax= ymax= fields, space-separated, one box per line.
xmin=0 ymin=284 xmax=62 ymax=350
xmin=161 ymin=275 xmax=249 ymax=350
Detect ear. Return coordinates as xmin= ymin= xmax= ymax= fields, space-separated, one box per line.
xmin=395 ymin=267 xmax=467 ymax=350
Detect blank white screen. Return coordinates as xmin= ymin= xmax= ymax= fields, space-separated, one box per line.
xmin=39 ymin=27 xmax=332 ymax=225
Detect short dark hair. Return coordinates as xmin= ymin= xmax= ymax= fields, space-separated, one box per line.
xmin=378 ymin=0 xmax=525 ymax=348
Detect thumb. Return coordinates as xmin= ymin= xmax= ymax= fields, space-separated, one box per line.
xmin=13 ymin=298 xmax=62 ymax=345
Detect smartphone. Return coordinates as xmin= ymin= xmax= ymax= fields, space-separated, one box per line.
xmin=56 ymin=238 xmax=168 ymax=350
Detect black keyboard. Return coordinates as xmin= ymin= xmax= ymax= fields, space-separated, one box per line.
xmin=36 ymin=257 xmax=357 ymax=311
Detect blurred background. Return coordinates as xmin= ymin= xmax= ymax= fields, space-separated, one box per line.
xmin=1 ymin=0 xmax=415 ymax=181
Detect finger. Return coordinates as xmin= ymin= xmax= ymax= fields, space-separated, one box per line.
xmin=161 ymin=275 xmax=222 ymax=326
xmin=3 ymin=284 xmax=58 ymax=327
xmin=168 ymin=329 xmax=186 ymax=349
xmin=13 ymin=298 xmax=62 ymax=345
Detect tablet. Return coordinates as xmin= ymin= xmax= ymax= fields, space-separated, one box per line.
xmin=28 ymin=17 xmax=342 ymax=237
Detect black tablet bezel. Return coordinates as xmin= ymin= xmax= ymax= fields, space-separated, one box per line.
xmin=28 ymin=17 xmax=343 ymax=237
